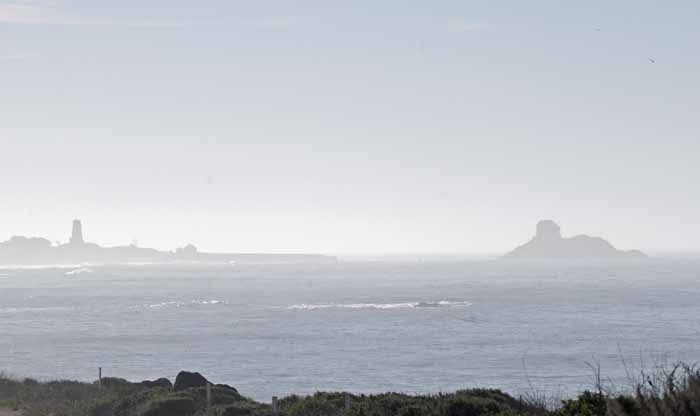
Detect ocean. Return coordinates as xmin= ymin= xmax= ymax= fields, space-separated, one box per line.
xmin=1 ymin=259 xmax=699 ymax=401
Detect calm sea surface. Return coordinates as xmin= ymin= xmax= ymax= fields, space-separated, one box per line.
xmin=1 ymin=259 xmax=699 ymax=401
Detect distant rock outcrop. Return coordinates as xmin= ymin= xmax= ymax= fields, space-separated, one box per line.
xmin=0 ymin=219 xmax=337 ymax=266
xmin=505 ymin=220 xmax=648 ymax=260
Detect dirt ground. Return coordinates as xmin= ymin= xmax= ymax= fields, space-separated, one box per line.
xmin=0 ymin=408 xmax=21 ymax=416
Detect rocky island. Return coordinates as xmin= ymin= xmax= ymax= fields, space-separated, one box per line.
xmin=0 ymin=219 xmax=336 ymax=266
xmin=505 ymin=220 xmax=648 ymax=260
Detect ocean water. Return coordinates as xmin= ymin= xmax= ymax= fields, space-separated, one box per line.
xmin=1 ymin=259 xmax=699 ymax=401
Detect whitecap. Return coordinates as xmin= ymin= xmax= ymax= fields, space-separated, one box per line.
xmin=0 ymin=306 xmax=73 ymax=314
xmin=65 ymin=267 xmax=93 ymax=276
xmin=415 ymin=300 xmax=472 ymax=308
xmin=140 ymin=300 xmax=226 ymax=309
xmin=146 ymin=301 xmax=179 ymax=309
xmin=287 ymin=300 xmax=472 ymax=310
xmin=0 ymin=264 xmax=85 ymax=270
xmin=191 ymin=300 xmax=223 ymax=305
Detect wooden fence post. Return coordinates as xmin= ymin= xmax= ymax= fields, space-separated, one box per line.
xmin=206 ymin=382 xmax=212 ymax=410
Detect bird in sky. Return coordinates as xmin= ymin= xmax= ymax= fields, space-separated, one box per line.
xmin=649 ymin=58 xmax=656 ymax=63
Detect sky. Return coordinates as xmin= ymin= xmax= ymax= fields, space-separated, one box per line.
xmin=1 ymin=0 xmax=699 ymax=255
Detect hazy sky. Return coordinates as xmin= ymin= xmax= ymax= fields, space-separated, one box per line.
xmin=1 ymin=0 xmax=699 ymax=255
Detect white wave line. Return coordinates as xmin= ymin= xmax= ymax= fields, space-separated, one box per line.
xmin=140 ymin=299 xmax=227 ymax=309
xmin=287 ymin=300 xmax=472 ymax=310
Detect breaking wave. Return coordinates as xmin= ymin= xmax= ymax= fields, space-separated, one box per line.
xmin=65 ymin=267 xmax=93 ymax=276
xmin=287 ymin=300 xmax=471 ymax=310
xmin=0 ymin=306 xmax=73 ymax=315
xmin=0 ymin=264 xmax=86 ymax=270
xmin=134 ymin=300 xmax=227 ymax=309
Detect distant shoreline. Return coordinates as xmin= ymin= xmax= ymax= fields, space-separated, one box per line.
xmin=0 ymin=219 xmax=337 ymax=267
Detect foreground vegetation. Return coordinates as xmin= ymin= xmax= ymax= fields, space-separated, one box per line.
xmin=1 ymin=365 xmax=698 ymax=416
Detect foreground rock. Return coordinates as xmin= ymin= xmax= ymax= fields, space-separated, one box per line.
xmin=173 ymin=371 xmax=239 ymax=395
xmin=140 ymin=378 xmax=173 ymax=389
xmin=505 ymin=220 xmax=648 ymax=260
xmin=174 ymin=371 xmax=209 ymax=391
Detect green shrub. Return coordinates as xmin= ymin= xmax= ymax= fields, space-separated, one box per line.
xmin=221 ymin=404 xmax=254 ymax=416
xmin=140 ymin=396 xmax=196 ymax=416
xmin=555 ymin=391 xmax=607 ymax=416
xmin=286 ymin=394 xmax=341 ymax=416
xmin=608 ymin=395 xmax=640 ymax=416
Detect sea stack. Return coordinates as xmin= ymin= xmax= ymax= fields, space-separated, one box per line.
xmin=505 ymin=220 xmax=647 ymax=260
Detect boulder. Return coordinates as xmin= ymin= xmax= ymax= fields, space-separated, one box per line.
xmin=141 ymin=378 xmax=173 ymax=389
xmin=174 ymin=371 xmax=209 ymax=391
xmin=216 ymin=383 xmax=240 ymax=395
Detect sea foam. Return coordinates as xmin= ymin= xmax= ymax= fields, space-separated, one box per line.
xmin=65 ymin=267 xmax=93 ymax=276
xmin=140 ymin=300 xmax=226 ymax=309
xmin=287 ymin=300 xmax=471 ymax=310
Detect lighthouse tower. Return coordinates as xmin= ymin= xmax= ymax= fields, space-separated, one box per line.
xmin=70 ymin=219 xmax=85 ymax=245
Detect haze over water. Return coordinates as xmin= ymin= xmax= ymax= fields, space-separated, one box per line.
xmin=2 ymin=2 xmax=700 ymax=414
xmin=1 ymin=259 xmax=698 ymax=401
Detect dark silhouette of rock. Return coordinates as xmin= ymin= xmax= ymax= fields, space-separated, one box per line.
xmin=174 ymin=371 xmax=209 ymax=391
xmin=204 ymin=385 xmax=244 ymax=406
xmin=505 ymin=220 xmax=648 ymax=260
xmin=215 ymin=383 xmax=240 ymax=395
xmin=141 ymin=378 xmax=173 ymax=389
